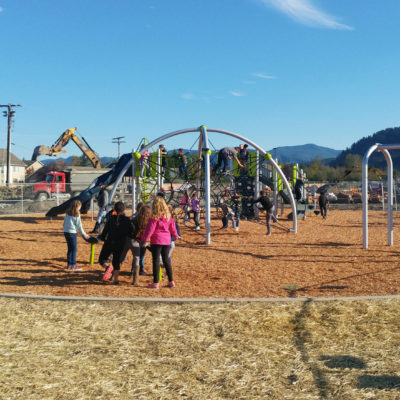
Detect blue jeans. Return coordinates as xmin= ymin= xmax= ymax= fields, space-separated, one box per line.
xmin=64 ymin=232 xmax=78 ymax=266
xmin=96 ymin=208 xmax=107 ymax=224
xmin=213 ymin=151 xmax=230 ymax=173
xmin=179 ymin=164 xmax=189 ymax=179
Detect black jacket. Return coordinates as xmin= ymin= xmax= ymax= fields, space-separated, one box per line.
xmin=100 ymin=214 xmax=133 ymax=243
xmin=251 ymin=195 xmax=273 ymax=212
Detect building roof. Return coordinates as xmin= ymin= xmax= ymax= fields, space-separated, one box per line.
xmin=0 ymin=149 xmax=26 ymax=166
xmin=25 ymin=160 xmax=43 ymax=168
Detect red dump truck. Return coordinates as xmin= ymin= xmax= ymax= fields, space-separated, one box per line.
xmin=32 ymin=167 xmax=110 ymax=201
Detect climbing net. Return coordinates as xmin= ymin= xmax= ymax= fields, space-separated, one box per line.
xmin=132 ymin=135 xmax=265 ymax=223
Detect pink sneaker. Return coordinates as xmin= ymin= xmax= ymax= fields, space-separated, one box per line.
xmin=102 ymin=264 xmax=114 ymax=282
xmin=166 ymin=281 xmax=176 ymax=288
xmin=147 ymin=283 xmax=159 ymax=289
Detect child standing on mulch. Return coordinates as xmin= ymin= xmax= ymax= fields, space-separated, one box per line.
xmin=180 ymin=190 xmax=190 ymax=224
xmin=318 ymin=192 xmax=329 ymax=219
xmin=220 ymin=198 xmax=235 ymax=230
xmin=190 ymin=192 xmax=201 ymax=230
xmin=63 ymin=200 xmax=90 ymax=271
xmin=249 ymin=190 xmax=276 ymax=236
xmin=99 ymin=201 xmax=134 ymax=284
xmin=141 ymin=197 xmax=178 ymax=289
xmin=125 ymin=204 xmax=152 ymax=285
xmin=231 ymin=191 xmax=242 ymax=231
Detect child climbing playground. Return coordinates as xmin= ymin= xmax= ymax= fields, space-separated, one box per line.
xmin=212 ymin=146 xmax=244 ymax=174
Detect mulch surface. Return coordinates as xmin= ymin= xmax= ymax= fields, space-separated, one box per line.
xmin=0 ymin=209 xmax=399 ymax=299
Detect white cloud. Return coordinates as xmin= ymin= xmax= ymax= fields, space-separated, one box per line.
xmin=181 ymin=93 xmax=194 ymax=100
xmin=0 ymin=7 xmax=3 ymax=12
xmin=252 ymin=72 xmax=276 ymax=79
xmin=229 ymin=90 xmax=245 ymax=97
xmin=258 ymin=0 xmax=353 ymax=30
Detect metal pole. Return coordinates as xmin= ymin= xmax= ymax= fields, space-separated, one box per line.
xmin=254 ymin=151 xmax=260 ymax=219
xmin=21 ymin=184 xmax=24 ymax=215
xmin=6 ymin=106 xmax=11 ymax=185
xmin=273 ymin=160 xmax=278 ymax=215
xmin=90 ymin=197 xmax=94 ymax=221
xmin=362 ymin=144 xmax=379 ymax=249
xmin=157 ymin=148 xmax=161 ymax=193
xmin=132 ymin=162 xmax=136 ymax=215
xmin=200 ymin=126 xmax=211 ymax=244
xmin=381 ymin=149 xmax=393 ymax=246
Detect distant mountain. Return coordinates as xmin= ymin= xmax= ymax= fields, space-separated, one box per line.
xmin=332 ymin=127 xmax=400 ymax=168
xmin=267 ymin=144 xmax=342 ymax=164
xmin=37 ymin=144 xmax=342 ymax=167
xmin=40 ymin=156 xmax=116 ymax=167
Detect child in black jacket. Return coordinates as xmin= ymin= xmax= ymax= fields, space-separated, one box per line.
xmin=100 ymin=201 xmax=133 ymax=284
xmin=250 ymin=190 xmax=276 ymax=236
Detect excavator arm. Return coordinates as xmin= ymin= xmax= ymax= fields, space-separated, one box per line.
xmin=32 ymin=127 xmax=102 ymax=168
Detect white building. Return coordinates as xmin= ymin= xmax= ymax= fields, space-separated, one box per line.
xmin=0 ymin=149 xmax=26 ymax=184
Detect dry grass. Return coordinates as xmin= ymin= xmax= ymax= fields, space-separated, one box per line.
xmin=1 ymin=297 xmax=399 ymax=399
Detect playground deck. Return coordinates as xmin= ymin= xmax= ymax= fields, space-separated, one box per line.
xmin=0 ymin=209 xmax=399 ymax=299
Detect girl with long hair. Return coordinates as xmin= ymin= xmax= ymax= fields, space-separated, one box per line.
xmin=63 ymin=200 xmax=90 ymax=270
xmin=141 ymin=197 xmax=178 ymax=289
xmin=124 ymin=204 xmax=152 ymax=285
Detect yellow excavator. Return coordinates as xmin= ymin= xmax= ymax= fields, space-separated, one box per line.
xmin=31 ymin=127 xmax=102 ymax=168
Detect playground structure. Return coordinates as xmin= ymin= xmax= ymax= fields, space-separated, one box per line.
xmin=362 ymin=143 xmax=400 ymax=249
xmin=106 ymin=126 xmax=298 ymax=244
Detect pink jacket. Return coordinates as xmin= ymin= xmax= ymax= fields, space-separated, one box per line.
xmin=142 ymin=216 xmax=178 ymax=245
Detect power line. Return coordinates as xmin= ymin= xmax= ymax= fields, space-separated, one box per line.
xmin=112 ymin=136 xmax=126 ymax=159
xmin=0 ymin=104 xmax=21 ymax=185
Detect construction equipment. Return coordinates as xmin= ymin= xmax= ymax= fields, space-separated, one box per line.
xmin=31 ymin=127 xmax=102 ymax=168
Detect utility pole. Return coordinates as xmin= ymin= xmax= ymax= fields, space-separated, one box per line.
xmin=1 ymin=104 xmax=21 ymax=185
xmin=112 ymin=136 xmax=126 ymax=159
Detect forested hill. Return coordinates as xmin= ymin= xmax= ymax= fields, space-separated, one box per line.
xmin=332 ymin=127 xmax=400 ymax=168
xmin=267 ymin=144 xmax=341 ymax=164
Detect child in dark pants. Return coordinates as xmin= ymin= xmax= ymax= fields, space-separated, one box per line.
xmin=141 ymin=197 xmax=178 ymax=289
xmin=318 ymin=192 xmax=329 ymax=219
xmin=250 ymin=190 xmax=276 ymax=236
xmin=231 ymin=192 xmax=242 ymax=231
xmin=99 ymin=201 xmax=133 ymax=284
xmin=190 ymin=192 xmax=201 ymax=230
xmin=63 ymin=200 xmax=90 ymax=270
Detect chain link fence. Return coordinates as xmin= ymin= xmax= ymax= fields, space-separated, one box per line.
xmin=0 ymin=181 xmax=132 ymax=216
xmin=1 ymin=179 xmax=400 ymax=216
xmin=303 ymin=180 xmax=400 ymax=211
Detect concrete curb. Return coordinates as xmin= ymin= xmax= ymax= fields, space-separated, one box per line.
xmin=1 ymin=292 xmax=400 ymax=303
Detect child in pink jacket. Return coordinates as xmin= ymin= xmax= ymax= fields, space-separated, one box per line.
xmin=142 ymin=197 xmax=178 ymax=289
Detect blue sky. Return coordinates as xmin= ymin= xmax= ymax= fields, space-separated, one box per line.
xmin=1 ymin=0 xmax=400 ymax=160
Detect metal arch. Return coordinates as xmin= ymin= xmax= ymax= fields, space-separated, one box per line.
xmin=108 ymin=126 xmax=298 ymax=236
xmin=207 ymin=127 xmax=297 ymax=233
xmin=362 ymin=143 xmax=400 ymax=249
